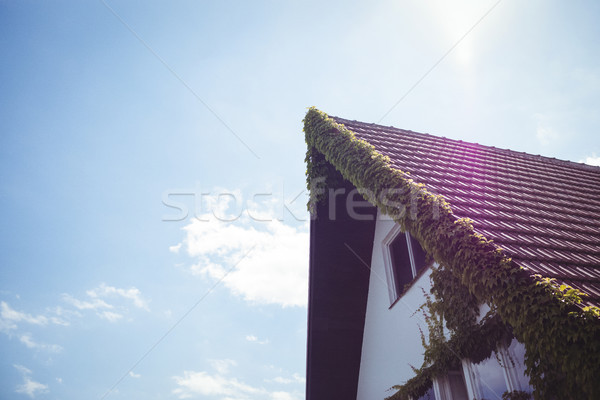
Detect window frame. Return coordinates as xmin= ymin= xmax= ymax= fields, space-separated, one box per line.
xmin=432 ymin=368 xmax=469 ymax=400
xmin=382 ymin=224 xmax=427 ymax=305
xmin=432 ymin=352 xmax=523 ymax=400
xmin=461 ymin=340 xmax=533 ymax=399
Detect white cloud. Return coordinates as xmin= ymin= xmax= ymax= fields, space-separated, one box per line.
xmin=173 ymin=361 xmax=302 ymax=400
xmin=87 ymin=283 xmax=149 ymax=311
xmin=19 ymin=333 xmax=62 ymax=353
xmin=1 ymin=302 xmax=49 ymax=327
xmin=246 ymin=335 xmax=269 ymax=345
xmin=271 ymin=377 xmax=293 ymax=384
xmin=98 ymin=311 xmax=123 ymax=323
xmin=177 ymin=202 xmax=309 ymax=307
xmin=169 ymin=243 xmax=182 ymax=253
xmin=580 ymin=154 xmax=600 ymax=166
xmin=266 ymin=373 xmax=305 ymax=385
xmin=14 ymin=365 xmax=48 ymax=398
xmin=61 ymin=283 xmax=150 ymax=322
xmin=14 ymin=364 xmax=32 ymax=375
xmin=172 ymin=371 xmax=263 ymax=399
xmin=48 ymin=316 xmax=70 ymax=326
xmin=129 ymin=371 xmax=141 ymax=378
xmin=62 ymin=294 xmax=113 ymax=311
xmin=47 ymin=306 xmax=78 ymax=326
xmin=0 ymin=302 xmax=66 ymax=352
xmin=0 ymin=312 xmax=17 ymax=333
xmin=15 ymin=378 xmax=48 ymax=398
xmin=209 ymin=359 xmax=237 ymax=374
xmin=271 ymin=392 xmax=301 ymax=400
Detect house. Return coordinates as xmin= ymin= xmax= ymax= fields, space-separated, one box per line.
xmin=303 ymin=108 xmax=600 ymax=400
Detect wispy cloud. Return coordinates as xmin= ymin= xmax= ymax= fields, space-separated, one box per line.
xmin=172 ymin=370 xmax=262 ymax=398
xmin=129 ymin=371 xmax=141 ymax=378
xmin=98 ymin=310 xmax=124 ymax=323
xmin=0 ymin=302 xmax=65 ymax=352
xmin=47 ymin=306 xmax=79 ymax=325
xmin=246 ymin=334 xmax=269 ymax=345
xmin=19 ymin=333 xmax=62 ymax=353
xmin=62 ymin=294 xmax=113 ymax=311
xmin=1 ymin=301 xmax=50 ymax=327
xmin=172 ymin=371 xmax=300 ymax=400
xmin=62 ymin=283 xmax=150 ymax=322
xmin=169 ymin=243 xmax=182 ymax=254
xmin=209 ymin=359 xmax=237 ymax=374
xmin=266 ymin=373 xmax=305 ymax=385
xmin=87 ymin=283 xmax=150 ymax=311
xmin=14 ymin=364 xmax=32 ymax=375
xmin=271 ymin=392 xmax=301 ymax=400
xmin=14 ymin=365 xmax=48 ymax=398
xmin=172 ymin=359 xmax=302 ymax=400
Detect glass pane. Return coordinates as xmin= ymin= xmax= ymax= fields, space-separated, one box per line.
xmin=390 ymin=232 xmax=412 ymax=293
xmin=409 ymin=234 xmax=427 ymax=272
xmin=471 ymin=353 xmax=508 ymax=400
xmin=447 ymin=371 xmax=469 ymax=400
xmin=506 ymin=339 xmax=534 ymax=394
xmin=417 ymin=386 xmax=436 ymax=400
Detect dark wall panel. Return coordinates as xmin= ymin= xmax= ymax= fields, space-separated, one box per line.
xmin=306 ymin=180 xmax=377 ymax=400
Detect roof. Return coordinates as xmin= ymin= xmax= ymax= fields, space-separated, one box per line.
xmin=332 ymin=116 xmax=600 ymax=307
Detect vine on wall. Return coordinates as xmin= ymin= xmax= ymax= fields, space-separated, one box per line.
xmin=303 ymin=107 xmax=600 ymax=400
xmin=386 ymin=266 xmax=512 ymax=400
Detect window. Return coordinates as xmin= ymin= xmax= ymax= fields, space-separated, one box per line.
xmin=415 ymin=386 xmax=436 ymax=400
xmin=383 ymin=224 xmax=429 ymax=303
xmin=463 ymin=352 xmax=509 ymax=399
xmin=429 ymin=339 xmax=532 ymax=400
xmin=500 ymin=339 xmax=533 ymax=394
xmin=433 ymin=368 xmax=469 ymax=400
xmin=461 ymin=339 xmax=533 ymax=399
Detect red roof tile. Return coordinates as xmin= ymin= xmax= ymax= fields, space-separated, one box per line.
xmin=333 ymin=116 xmax=600 ymax=308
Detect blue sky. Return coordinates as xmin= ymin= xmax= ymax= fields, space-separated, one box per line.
xmin=1 ymin=1 xmax=599 ymax=399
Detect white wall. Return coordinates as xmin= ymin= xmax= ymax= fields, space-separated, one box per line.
xmin=357 ymin=214 xmax=433 ymax=400
xmin=356 ymin=213 xmax=533 ymax=400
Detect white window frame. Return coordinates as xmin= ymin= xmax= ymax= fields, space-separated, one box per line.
xmin=426 ymin=339 xmax=532 ymax=400
xmin=382 ymin=224 xmax=422 ymax=304
xmin=432 ymin=369 xmax=469 ymax=400
xmin=461 ymin=341 xmax=531 ymax=400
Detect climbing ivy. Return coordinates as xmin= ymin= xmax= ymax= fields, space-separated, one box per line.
xmin=502 ymin=391 xmax=533 ymax=400
xmin=385 ymin=266 xmax=512 ymax=400
xmin=303 ymin=107 xmax=600 ymax=400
